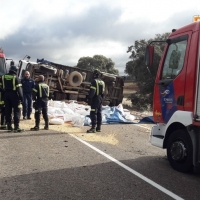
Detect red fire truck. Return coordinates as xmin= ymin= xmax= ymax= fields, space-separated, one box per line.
xmin=145 ymin=16 xmax=200 ymax=172
xmin=0 ymin=48 xmax=7 ymax=76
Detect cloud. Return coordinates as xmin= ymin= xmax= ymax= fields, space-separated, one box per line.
xmin=1 ymin=0 xmax=200 ymax=75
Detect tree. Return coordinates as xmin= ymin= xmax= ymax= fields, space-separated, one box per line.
xmin=76 ymin=55 xmax=119 ymax=75
xmin=125 ymin=33 xmax=170 ymax=111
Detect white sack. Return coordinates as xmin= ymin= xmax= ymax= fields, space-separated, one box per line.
xmin=49 ymin=118 xmax=64 ymax=125
xmin=125 ymin=113 xmax=136 ymax=121
xmin=72 ymin=115 xmax=85 ymax=127
xmin=61 ymin=107 xmax=75 ymax=115
xmin=116 ymin=103 xmax=125 ymax=115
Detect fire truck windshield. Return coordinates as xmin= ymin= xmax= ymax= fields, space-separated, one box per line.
xmin=0 ymin=57 xmax=6 ymax=76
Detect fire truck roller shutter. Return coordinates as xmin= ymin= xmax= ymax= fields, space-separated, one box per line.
xmin=68 ymin=71 xmax=83 ymax=87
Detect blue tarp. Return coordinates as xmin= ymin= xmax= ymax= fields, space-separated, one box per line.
xmin=84 ymin=106 xmax=155 ymax=126
xmin=37 ymin=58 xmax=51 ymax=64
xmin=140 ymin=116 xmax=155 ymax=124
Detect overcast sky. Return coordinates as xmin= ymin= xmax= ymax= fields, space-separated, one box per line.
xmin=1 ymin=0 xmax=200 ymax=75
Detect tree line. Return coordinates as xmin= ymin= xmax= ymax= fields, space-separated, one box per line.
xmin=76 ymin=32 xmax=170 ymax=111
xmin=125 ymin=32 xmax=170 ymax=111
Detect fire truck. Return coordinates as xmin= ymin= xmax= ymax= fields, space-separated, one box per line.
xmin=145 ymin=16 xmax=200 ymax=172
xmin=0 ymin=48 xmax=7 ymax=76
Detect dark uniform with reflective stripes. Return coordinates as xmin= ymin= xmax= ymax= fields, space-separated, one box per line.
xmin=1 ymin=68 xmax=23 ymax=131
xmin=87 ymin=71 xmax=105 ymax=133
xmin=31 ymin=81 xmax=49 ymax=130
xmin=0 ymin=77 xmax=6 ymax=129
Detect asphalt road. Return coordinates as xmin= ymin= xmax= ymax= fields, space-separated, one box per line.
xmin=0 ymin=122 xmax=200 ymax=200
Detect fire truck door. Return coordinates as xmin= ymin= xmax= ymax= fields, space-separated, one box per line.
xmin=153 ymin=35 xmax=188 ymax=123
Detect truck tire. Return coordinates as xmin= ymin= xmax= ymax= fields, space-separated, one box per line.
xmin=68 ymin=71 xmax=83 ymax=87
xmin=167 ymin=129 xmax=193 ymax=173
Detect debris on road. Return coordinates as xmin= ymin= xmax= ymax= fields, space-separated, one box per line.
xmin=46 ymin=100 xmax=140 ymax=127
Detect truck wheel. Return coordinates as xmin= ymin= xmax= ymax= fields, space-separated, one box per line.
xmin=167 ymin=129 xmax=193 ymax=173
xmin=68 ymin=71 xmax=83 ymax=87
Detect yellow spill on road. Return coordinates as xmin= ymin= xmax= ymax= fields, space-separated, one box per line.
xmin=20 ymin=116 xmax=119 ymax=145
xmin=75 ymin=133 xmax=119 ymax=145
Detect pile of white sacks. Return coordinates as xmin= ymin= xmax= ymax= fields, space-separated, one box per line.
xmin=47 ymin=100 xmax=136 ymax=127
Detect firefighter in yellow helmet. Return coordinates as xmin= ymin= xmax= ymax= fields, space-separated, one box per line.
xmin=0 ymin=76 xmax=6 ymax=129
xmin=87 ymin=69 xmax=105 ymax=133
xmin=30 ymin=75 xmax=49 ymax=131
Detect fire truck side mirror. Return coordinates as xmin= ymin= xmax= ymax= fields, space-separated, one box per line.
xmin=145 ymin=45 xmax=154 ymax=67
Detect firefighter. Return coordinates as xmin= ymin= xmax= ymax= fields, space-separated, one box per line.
xmin=0 ymin=78 xmax=6 ymax=130
xmin=1 ymin=65 xmax=24 ymax=132
xmin=87 ymin=69 xmax=105 ymax=133
xmin=30 ymin=75 xmax=49 ymax=131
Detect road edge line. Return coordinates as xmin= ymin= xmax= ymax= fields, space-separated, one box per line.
xmin=70 ymin=133 xmax=184 ymax=200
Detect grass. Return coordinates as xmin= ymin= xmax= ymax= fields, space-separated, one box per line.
xmin=123 ymin=81 xmax=138 ymax=98
xmin=122 ymin=81 xmax=152 ymax=113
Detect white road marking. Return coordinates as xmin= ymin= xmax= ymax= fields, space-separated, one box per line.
xmin=70 ymin=134 xmax=184 ymax=200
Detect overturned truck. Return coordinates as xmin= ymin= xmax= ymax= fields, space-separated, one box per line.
xmin=17 ymin=58 xmax=124 ymax=106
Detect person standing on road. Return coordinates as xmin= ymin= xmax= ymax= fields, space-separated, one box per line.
xmin=1 ymin=65 xmax=24 ymax=132
xmin=87 ymin=69 xmax=105 ymax=133
xmin=21 ymin=71 xmax=35 ymax=120
xmin=30 ymin=75 xmax=49 ymax=131
xmin=0 ymin=77 xmax=6 ymax=130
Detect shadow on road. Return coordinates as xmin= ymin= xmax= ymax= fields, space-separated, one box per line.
xmin=0 ymin=155 xmax=200 ymax=200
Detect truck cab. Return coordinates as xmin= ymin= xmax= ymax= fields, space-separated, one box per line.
xmin=17 ymin=56 xmax=38 ymax=79
xmin=145 ymin=20 xmax=200 ymax=172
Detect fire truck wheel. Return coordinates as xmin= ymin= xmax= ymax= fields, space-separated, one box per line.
xmin=68 ymin=71 xmax=83 ymax=87
xmin=167 ymin=129 xmax=193 ymax=173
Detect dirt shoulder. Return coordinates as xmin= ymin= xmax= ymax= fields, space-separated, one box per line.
xmin=122 ymin=81 xmax=152 ymax=120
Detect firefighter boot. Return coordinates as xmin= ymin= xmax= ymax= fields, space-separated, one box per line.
xmin=30 ymin=126 xmax=39 ymax=131
xmin=96 ymin=126 xmax=101 ymax=132
xmin=14 ymin=125 xmax=24 ymax=132
xmin=31 ymin=120 xmax=40 ymax=131
xmin=0 ymin=125 xmax=7 ymax=130
xmin=44 ymin=120 xmax=49 ymax=130
xmin=87 ymin=127 xmax=96 ymax=133
xmin=7 ymin=123 xmax=13 ymax=132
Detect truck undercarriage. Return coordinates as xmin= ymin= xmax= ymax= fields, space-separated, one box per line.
xmin=18 ymin=59 xmax=124 ymax=106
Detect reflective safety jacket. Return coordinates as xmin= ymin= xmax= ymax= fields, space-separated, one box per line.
xmin=0 ymin=73 xmax=23 ymax=101
xmin=0 ymin=77 xmax=4 ymax=106
xmin=0 ymin=88 xmax=4 ymax=106
xmin=88 ymin=78 xmax=105 ymax=99
xmin=1 ymin=74 xmax=22 ymax=91
xmin=32 ymin=81 xmax=49 ymax=100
